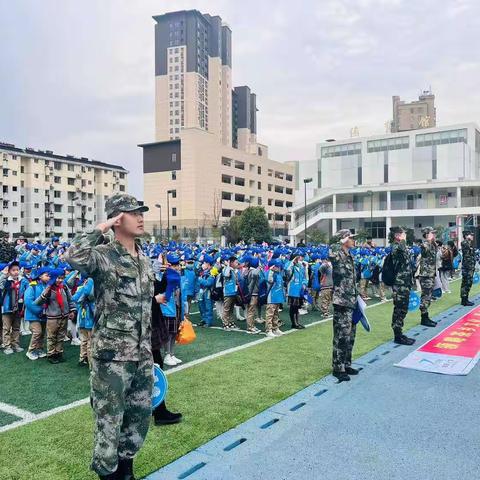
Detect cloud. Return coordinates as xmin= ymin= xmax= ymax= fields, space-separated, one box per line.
xmin=0 ymin=0 xmax=479 ymax=199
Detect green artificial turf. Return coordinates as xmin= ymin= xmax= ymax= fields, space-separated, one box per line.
xmin=0 ymin=279 xmax=474 ymax=480
xmin=0 ymin=411 xmax=20 ymax=427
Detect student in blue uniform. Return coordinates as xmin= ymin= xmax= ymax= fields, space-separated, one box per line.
xmin=286 ymin=253 xmax=308 ymax=329
xmin=197 ymin=254 xmax=215 ymax=327
xmin=265 ymin=259 xmax=286 ymax=337
xmin=72 ymin=276 xmax=95 ymax=366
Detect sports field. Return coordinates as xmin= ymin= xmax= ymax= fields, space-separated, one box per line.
xmin=0 ymin=279 xmax=475 ymax=480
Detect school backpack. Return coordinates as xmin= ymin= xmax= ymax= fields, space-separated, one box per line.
xmin=257 ymin=269 xmax=269 ymax=306
xmin=211 ymin=270 xmax=224 ymax=302
xmin=381 ymin=253 xmax=396 ymax=287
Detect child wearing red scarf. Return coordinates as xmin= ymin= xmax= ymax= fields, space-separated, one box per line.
xmin=40 ymin=270 xmax=76 ymax=364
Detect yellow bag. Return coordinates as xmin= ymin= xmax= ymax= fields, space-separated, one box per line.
xmin=176 ymin=318 xmax=196 ymax=345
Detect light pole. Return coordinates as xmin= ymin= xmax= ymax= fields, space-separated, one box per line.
xmin=155 ymin=203 xmax=162 ymax=239
xmin=367 ymin=190 xmax=373 ymax=238
xmin=71 ymin=195 xmax=79 ymax=237
xmin=167 ymin=190 xmax=174 ymax=241
xmin=303 ymin=178 xmax=313 ymax=244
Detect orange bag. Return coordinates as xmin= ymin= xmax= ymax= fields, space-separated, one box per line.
xmin=176 ymin=318 xmax=196 ymax=345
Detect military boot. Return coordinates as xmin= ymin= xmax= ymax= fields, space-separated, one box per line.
xmin=332 ymin=371 xmax=350 ymax=382
xmin=117 ymin=458 xmax=135 ymax=480
xmin=394 ymin=329 xmax=416 ymax=345
xmin=420 ymin=312 xmax=436 ymax=327
xmin=98 ymin=472 xmax=118 ymax=480
xmin=153 ymin=401 xmax=183 ymax=426
xmin=461 ymin=297 xmax=474 ymax=306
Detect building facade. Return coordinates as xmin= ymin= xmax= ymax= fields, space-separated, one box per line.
xmin=0 ymin=142 xmax=128 ymax=239
xmin=143 ymin=10 xmax=295 ymax=239
xmin=391 ymin=90 xmax=436 ymax=132
xmin=290 ymin=123 xmax=480 ymax=245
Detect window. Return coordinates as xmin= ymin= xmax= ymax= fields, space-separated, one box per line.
xmin=172 ymin=171 xmax=177 ymax=180
xmin=54 ymin=219 xmax=62 ymax=227
xmin=172 ymin=153 xmax=177 ymax=163
xmin=222 ymin=209 xmax=232 ymax=217
xmin=268 ymin=184 xmax=272 ymax=192
xmin=54 ymin=176 xmax=61 ymax=184
xmin=367 ymin=137 xmax=409 ymax=153
xmin=234 ymin=193 xmax=245 ymax=202
xmin=68 ymin=164 xmax=74 ymax=171
xmin=221 ymin=157 xmax=232 ymax=167
xmin=34 ymin=218 xmax=39 ymax=224
xmin=34 ymin=203 xmax=39 ymax=208
xmin=54 ymin=191 xmax=61 ymax=198
xmin=171 ymin=190 xmax=177 ymax=198
xmin=104 ymin=182 xmax=108 ymax=187
xmin=234 ymin=177 xmax=245 ymax=187
xmin=119 ymin=185 xmax=125 ymax=192
xmin=274 ymin=200 xmax=284 ymax=207
xmin=68 ymin=178 xmax=75 ymax=185
xmin=416 ymin=129 xmax=467 ymax=147
xmin=20 ymin=166 xmax=25 ymax=173
xmin=172 ymin=207 xmax=177 ymax=216
xmin=222 ymin=191 xmax=232 ymax=200
xmin=274 ymin=185 xmax=284 ymax=194
xmin=321 ymin=142 xmax=361 ymax=158
xmin=54 ymin=162 xmax=62 ymax=170
xmin=222 ymin=174 xmax=232 ymax=184
xmin=54 ymin=204 xmax=62 ymax=213
xmin=257 ymin=166 xmax=262 ymax=174
xmin=286 ymin=174 xmax=293 ymax=182
xmin=257 ymin=182 xmax=261 ymax=190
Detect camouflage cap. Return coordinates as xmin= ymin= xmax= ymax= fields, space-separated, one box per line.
xmin=389 ymin=226 xmax=405 ymax=235
xmin=421 ymin=226 xmax=436 ymax=235
xmin=105 ymin=193 xmax=149 ymax=218
xmin=334 ymin=229 xmax=357 ymax=242
xmin=463 ymin=229 xmax=474 ymax=237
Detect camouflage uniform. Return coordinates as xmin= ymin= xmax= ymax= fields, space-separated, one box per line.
xmin=460 ymin=237 xmax=475 ymax=300
xmin=66 ymin=194 xmax=154 ymax=477
xmin=329 ymin=234 xmax=358 ymax=374
xmin=391 ymin=240 xmax=413 ymax=331
xmin=418 ymin=237 xmax=437 ymax=315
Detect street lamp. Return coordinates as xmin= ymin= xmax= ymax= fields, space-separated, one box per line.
xmin=155 ymin=203 xmax=162 ymax=239
xmin=167 ymin=190 xmax=174 ymax=241
xmin=71 ymin=196 xmax=79 ymax=238
xmin=366 ymin=190 xmax=373 ymax=238
xmin=303 ymin=178 xmax=313 ymax=244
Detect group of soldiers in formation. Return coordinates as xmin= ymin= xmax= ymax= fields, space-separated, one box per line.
xmin=0 ymin=192 xmax=477 ymax=480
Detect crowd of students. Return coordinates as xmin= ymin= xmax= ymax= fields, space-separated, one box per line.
xmin=0 ymin=234 xmax=475 ymax=368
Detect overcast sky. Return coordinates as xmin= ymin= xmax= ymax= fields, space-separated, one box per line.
xmin=1 ymin=0 xmax=479 ymax=198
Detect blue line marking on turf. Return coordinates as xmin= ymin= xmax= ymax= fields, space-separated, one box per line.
xmin=382 ymin=350 xmax=390 ymax=355
xmin=314 ymin=389 xmax=328 ymax=397
xmin=290 ymin=402 xmax=306 ymax=412
xmin=224 ymin=438 xmax=247 ymax=451
xmin=178 ymin=462 xmax=207 ymax=479
xmin=368 ymin=357 xmax=379 ymax=364
xmin=260 ymin=418 xmax=279 ymax=429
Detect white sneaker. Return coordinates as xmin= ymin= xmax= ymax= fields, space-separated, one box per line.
xmin=265 ymin=331 xmax=276 ymax=338
xmin=37 ymin=350 xmax=47 ymax=358
xmin=4 ymin=347 xmax=14 ymax=355
xmin=255 ymin=317 xmax=265 ymax=324
xmin=13 ymin=346 xmax=24 ymax=353
xmin=299 ymin=308 xmax=308 ymax=315
xmin=26 ymin=351 xmax=39 ymax=361
xmin=273 ymin=329 xmax=284 ymax=336
xmin=171 ymin=355 xmax=182 ymax=365
xmin=71 ymin=338 xmax=81 ymax=346
xmin=247 ymin=327 xmax=261 ymax=335
xmin=163 ymin=354 xmax=177 ymax=366
xmin=20 ymin=330 xmax=30 ymax=336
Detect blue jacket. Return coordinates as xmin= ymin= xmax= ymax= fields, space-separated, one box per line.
xmin=0 ymin=274 xmax=29 ymax=314
xmin=72 ymin=278 xmax=95 ymax=330
xmin=222 ymin=265 xmax=238 ymax=297
xmin=286 ymin=263 xmax=308 ymax=298
xmin=310 ymin=262 xmax=321 ymax=292
xmin=182 ymin=267 xmax=197 ymax=297
xmin=267 ymin=270 xmax=286 ymax=304
xmin=198 ymin=271 xmax=215 ymax=301
xmin=24 ymin=281 xmax=48 ymax=322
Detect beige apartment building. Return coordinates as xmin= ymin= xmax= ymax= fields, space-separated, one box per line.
xmin=1 ymin=142 xmax=128 ymax=239
xmin=142 ymin=10 xmax=295 ymax=239
xmin=391 ymin=90 xmax=436 ymax=132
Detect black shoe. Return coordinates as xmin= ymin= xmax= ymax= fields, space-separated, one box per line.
xmin=461 ymin=298 xmax=474 ymax=306
xmin=345 ymin=367 xmax=359 ymax=375
xmin=78 ymin=358 xmax=89 ymax=367
xmin=57 ymin=353 xmax=65 ymax=363
xmin=98 ymin=472 xmax=118 ymax=480
xmin=394 ymin=334 xmax=416 ymax=345
xmin=154 ymin=409 xmax=183 ymax=426
xmin=420 ymin=313 xmax=437 ymax=327
xmin=48 ymin=354 xmax=60 ymax=364
xmin=332 ymin=371 xmax=351 ymax=382
xmin=117 ymin=458 xmax=135 ymax=480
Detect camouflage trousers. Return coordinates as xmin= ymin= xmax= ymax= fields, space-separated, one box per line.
xmin=319 ymin=288 xmax=333 ymax=317
xmin=90 ymin=356 xmax=153 ymax=476
xmin=332 ymin=305 xmax=356 ymax=373
xmin=419 ymin=276 xmax=435 ymax=314
xmin=391 ymin=284 xmax=410 ymax=331
xmin=461 ymin=269 xmax=474 ymax=299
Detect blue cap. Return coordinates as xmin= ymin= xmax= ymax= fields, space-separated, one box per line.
xmin=203 ymin=254 xmax=214 ymax=265
xmin=166 ymin=253 xmax=180 ymax=265
xmin=249 ymin=257 xmax=259 ymax=268
xmin=51 ymin=236 xmax=60 ymax=242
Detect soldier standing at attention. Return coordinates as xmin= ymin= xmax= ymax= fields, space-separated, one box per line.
xmin=460 ymin=230 xmax=475 ymax=306
xmin=66 ymin=194 xmax=154 ymax=480
xmin=330 ymin=229 xmax=359 ymax=383
xmin=418 ymin=227 xmax=438 ymax=327
xmin=389 ymin=227 xmax=415 ymax=345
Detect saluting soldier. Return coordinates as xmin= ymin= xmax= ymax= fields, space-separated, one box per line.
xmin=66 ymin=193 xmax=154 ymax=480
xmin=389 ymin=226 xmax=415 ymax=345
xmin=460 ymin=230 xmax=475 ymax=306
xmin=329 ymin=229 xmax=359 ymax=383
xmin=417 ymin=227 xmax=437 ymax=327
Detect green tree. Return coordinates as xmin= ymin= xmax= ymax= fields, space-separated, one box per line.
xmin=224 ymin=217 xmax=242 ymax=244
xmin=239 ymin=207 xmax=272 ymax=243
xmin=308 ymin=228 xmax=328 ymax=245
